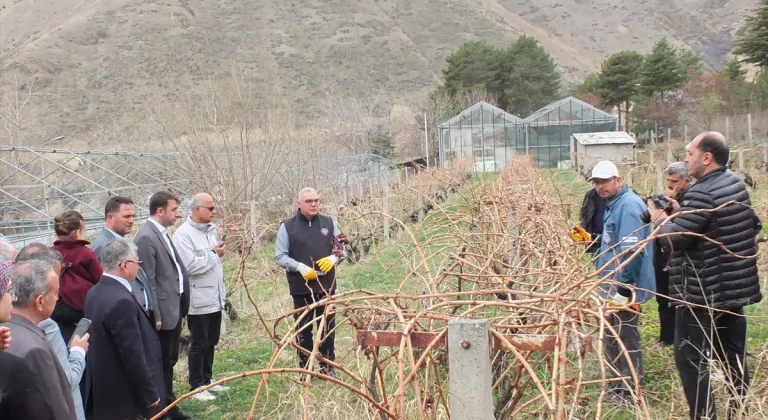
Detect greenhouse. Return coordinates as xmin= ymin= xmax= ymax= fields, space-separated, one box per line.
xmin=438 ymin=97 xmax=618 ymax=170
xmin=524 ymin=96 xmax=618 ymax=168
xmin=437 ymin=102 xmax=524 ymax=172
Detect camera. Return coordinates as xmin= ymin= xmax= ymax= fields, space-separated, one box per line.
xmin=641 ymin=194 xmax=672 ymax=223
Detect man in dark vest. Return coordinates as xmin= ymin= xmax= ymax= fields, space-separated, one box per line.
xmin=275 ymin=187 xmax=346 ymax=380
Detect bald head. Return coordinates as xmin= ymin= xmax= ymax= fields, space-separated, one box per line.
xmin=686 ymin=131 xmax=730 ymax=178
xmin=191 ymin=192 xmax=216 ymax=223
xmin=0 ymin=239 xmax=16 ymax=262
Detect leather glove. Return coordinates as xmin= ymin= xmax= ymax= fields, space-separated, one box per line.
xmin=570 ymin=225 xmax=591 ymax=243
xmin=316 ymin=255 xmax=339 ymax=274
xmin=297 ymin=263 xmax=318 ymax=281
xmin=606 ymin=293 xmax=630 ymax=309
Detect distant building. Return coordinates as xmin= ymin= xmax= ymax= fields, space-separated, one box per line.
xmin=571 ymin=131 xmax=636 ymax=177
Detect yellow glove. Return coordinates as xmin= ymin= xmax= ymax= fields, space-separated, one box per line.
xmin=570 ymin=225 xmax=591 ymax=243
xmin=606 ymin=293 xmax=630 ymax=309
xmin=297 ymin=263 xmax=318 ymax=281
xmin=316 ymin=255 xmax=339 ymax=274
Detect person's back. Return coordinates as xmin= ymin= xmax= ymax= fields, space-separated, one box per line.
xmin=39 ymin=318 xmax=87 ymax=420
xmin=0 ymin=350 xmax=56 ymax=419
xmin=665 ymin=167 xmax=762 ymax=309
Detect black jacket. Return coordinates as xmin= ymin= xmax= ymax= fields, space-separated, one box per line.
xmin=0 ymin=351 xmax=56 ymax=420
xmin=579 ymin=188 xmax=606 ymax=254
xmin=283 ymin=212 xmax=337 ymax=296
xmin=660 ymin=167 xmax=762 ymax=309
xmin=84 ymin=275 xmax=165 ymax=420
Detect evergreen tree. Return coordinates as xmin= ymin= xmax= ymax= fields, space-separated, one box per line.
xmin=442 ymin=42 xmax=503 ymax=96
xmin=371 ymin=132 xmax=395 ymax=159
xmin=753 ymin=69 xmax=768 ymax=109
xmin=597 ymin=51 xmax=644 ymax=129
xmin=497 ymin=36 xmax=561 ymax=116
xmin=638 ymin=39 xmax=686 ymax=99
xmin=734 ymin=0 xmax=768 ymax=68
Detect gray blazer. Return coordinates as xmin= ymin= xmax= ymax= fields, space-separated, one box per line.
xmin=91 ymin=228 xmax=157 ymax=314
xmin=2 ymin=314 xmax=77 ymax=420
xmin=135 ymin=220 xmax=190 ymax=330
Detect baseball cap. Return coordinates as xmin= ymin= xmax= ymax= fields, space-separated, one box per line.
xmin=587 ymin=161 xmax=619 ymax=182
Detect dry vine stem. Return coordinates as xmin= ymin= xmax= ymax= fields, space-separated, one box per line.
xmin=173 ymin=157 xmax=688 ymax=419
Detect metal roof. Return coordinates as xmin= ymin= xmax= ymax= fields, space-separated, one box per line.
xmin=439 ymin=101 xmax=522 ymax=128
xmin=573 ymin=131 xmax=636 ymax=145
xmin=524 ymin=96 xmax=616 ymax=123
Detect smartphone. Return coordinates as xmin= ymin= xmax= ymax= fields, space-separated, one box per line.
xmin=220 ymin=233 xmax=227 ymax=244
xmin=68 ymin=318 xmax=91 ymax=347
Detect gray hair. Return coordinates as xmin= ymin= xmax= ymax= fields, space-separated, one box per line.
xmin=99 ymin=238 xmax=138 ymax=271
xmin=665 ymin=162 xmax=689 ymax=179
xmin=15 ymin=243 xmax=62 ymax=266
xmin=297 ymin=187 xmax=317 ymax=201
xmin=11 ymin=260 xmax=54 ymax=308
xmin=0 ymin=239 xmax=15 ymax=262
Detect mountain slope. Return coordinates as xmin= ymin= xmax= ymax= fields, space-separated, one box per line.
xmin=0 ymin=0 xmax=758 ymax=141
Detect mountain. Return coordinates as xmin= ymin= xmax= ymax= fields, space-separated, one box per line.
xmin=0 ymin=0 xmax=759 ymax=142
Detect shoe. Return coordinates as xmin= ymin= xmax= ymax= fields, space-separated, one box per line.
xmin=319 ymin=367 xmax=337 ymax=380
xmin=208 ymin=383 xmax=231 ymax=392
xmin=164 ymin=410 xmax=193 ymax=420
xmin=191 ymin=389 xmax=216 ymax=402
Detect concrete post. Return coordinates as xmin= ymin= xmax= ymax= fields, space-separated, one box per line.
xmin=250 ymin=201 xmax=259 ymax=244
xmin=382 ymin=185 xmax=390 ymax=241
xmin=726 ymin=116 xmax=730 ymax=140
xmin=684 ymin=124 xmax=688 ymax=143
xmin=625 ymin=164 xmax=633 ymax=187
xmin=657 ymin=165 xmax=664 ymax=194
xmin=748 ymin=113 xmax=753 ymax=143
xmin=738 ymin=149 xmax=744 ymax=171
xmin=448 ymin=319 xmax=493 ymax=420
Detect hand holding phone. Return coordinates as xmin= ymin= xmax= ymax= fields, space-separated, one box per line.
xmin=68 ymin=318 xmax=92 ymax=348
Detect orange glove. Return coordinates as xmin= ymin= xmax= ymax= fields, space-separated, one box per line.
xmin=570 ymin=225 xmax=591 ymax=243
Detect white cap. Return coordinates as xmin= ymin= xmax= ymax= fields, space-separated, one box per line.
xmin=587 ymin=160 xmax=619 ymax=182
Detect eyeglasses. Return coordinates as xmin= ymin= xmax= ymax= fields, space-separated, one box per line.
xmin=196 ymin=206 xmax=216 ymax=211
xmin=124 ymin=259 xmax=143 ymax=265
xmin=303 ymin=199 xmax=320 ymax=204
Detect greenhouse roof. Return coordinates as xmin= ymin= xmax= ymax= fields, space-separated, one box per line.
xmin=524 ymin=96 xmax=616 ymax=124
xmin=439 ymin=101 xmax=522 ymax=128
xmin=573 ymin=131 xmax=635 ymax=145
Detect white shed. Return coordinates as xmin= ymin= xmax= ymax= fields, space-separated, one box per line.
xmin=571 ymin=132 xmax=636 ymax=177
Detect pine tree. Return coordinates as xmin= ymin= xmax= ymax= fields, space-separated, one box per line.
xmin=638 ymin=39 xmax=686 ymax=99
xmin=442 ymin=42 xmax=503 ymax=97
xmin=597 ymin=51 xmax=644 ymax=129
xmin=497 ymin=36 xmax=561 ymax=116
xmin=734 ymin=0 xmax=768 ymax=68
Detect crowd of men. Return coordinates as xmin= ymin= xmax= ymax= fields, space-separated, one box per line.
xmin=0 ymin=191 xmax=231 ymax=420
xmin=581 ymin=131 xmax=762 ymax=419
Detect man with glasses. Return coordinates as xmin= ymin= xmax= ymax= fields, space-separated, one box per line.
xmin=172 ymin=193 xmax=230 ymax=401
xmin=84 ymin=238 xmax=164 ymax=420
xmin=275 ymin=187 xmax=346 ymax=380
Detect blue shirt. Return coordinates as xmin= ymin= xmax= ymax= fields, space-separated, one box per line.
xmin=596 ymin=187 xmax=656 ymax=303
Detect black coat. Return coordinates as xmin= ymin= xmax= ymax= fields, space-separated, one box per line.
xmin=660 ymin=167 xmax=763 ymax=309
xmin=579 ymin=188 xmax=606 ymax=254
xmin=0 ymin=350 xmax=56 ymax=419
xmin=84 ymin=275 xmax=165 ymax=420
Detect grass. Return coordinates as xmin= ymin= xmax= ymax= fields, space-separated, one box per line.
xmin=168 ymin=166 xmax=768 ymax=419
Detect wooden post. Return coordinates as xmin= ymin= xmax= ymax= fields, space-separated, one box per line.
xmin=250 ymin=201 xmax=259 ymax=244
xmin=416 ymin=195 xmax=425 ymax=222
xmin=656 ymin=165 xmax=664 ymax=194
xmin=748 ymin=113 xmax=753 ymax=143
xmin=726 ymin=116 xmax=730 ymax=140
xmin=667 ymin=127 xmax=672 ymax=143
xmin=738 ymin=149 xmax=744 ymax=171
xmin=625 ymin=164 xmax=633 ymax=187
xmin=447 ymin=319 xmax=494 ymax=420
xmin=651 ymin=130 xmax=656 ymax=145
xmin=649 ymin=149 xmax=654 ymax=169
xmin=762 ymin=144 xmax=768 ymax=172
xmin=382 ymin=185 xmax=390 ymax=241
xmin=684 ymin=124 xmax=688 ymax=143
xmin=667 ymin=146 xmax=673 ymax=163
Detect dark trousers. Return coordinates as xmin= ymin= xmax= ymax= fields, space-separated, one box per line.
xmin=159 ymin=312 xmax=183 ymax=414
xmin=292 ymin=294 xmax=336 ymax=369
xmin=674 ymin=306 xmax=750 ymax=420
xmin=187 ymin=311 xmax=222 ymax=390
xmin=655 ymin=273 xmax=675 ymax=346
xmin=604 ymin=310 xmax=644 ymax=395
xmin=51 ymin=300 xmax=83 ymax=344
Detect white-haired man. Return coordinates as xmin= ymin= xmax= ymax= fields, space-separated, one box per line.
xmin=1 ymin=260 xmax=77 ymax=420
xmin=83 ymin=238 xmax=164 ymax=420
xmin=275 ymin=187 xmax=346 ymax=379
xmin=173 ymin=192 xmax=230 ymax=401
